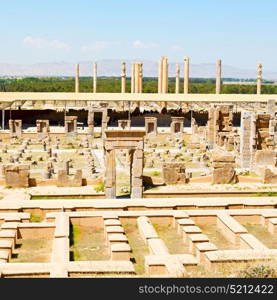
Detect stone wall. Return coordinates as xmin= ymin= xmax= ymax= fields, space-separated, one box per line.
xmin=3 ymin=164 xmax=30 ymax=188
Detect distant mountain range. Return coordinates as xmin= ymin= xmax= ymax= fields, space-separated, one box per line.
xmin=1 ymin=59 xmax=277 ymax=80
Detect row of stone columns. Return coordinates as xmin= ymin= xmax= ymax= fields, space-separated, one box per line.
xmin=74 ymin=60 xmax=264 ymax=95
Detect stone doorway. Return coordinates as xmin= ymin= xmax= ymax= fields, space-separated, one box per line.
xmin=104 ymin=130 xmax=145 ymax=199
xmin=174 ymin=123 xmax=180 ymax=133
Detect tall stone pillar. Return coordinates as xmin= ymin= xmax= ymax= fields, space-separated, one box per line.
xmin=131 ymin=63 xmax=135 ymax=93
xmin=216 ymin=59 xmax=221 ymax=94
xmin=121 ymin=62 xmax=126 ymax=93
xmin=158 ymin=58 xmax=163 ymax=93
xmin=161 ymin=56 xmax=168 ymax=93
xmin=131 ymin=148 xmax=144 ymax=198
xmin=184 ymin=56 xmax=189 ymax=94
xmin=75 ymin=63 xmax=80 ymax=93
xmin=101 ymin=109 xmax=108 ymax=138
xmin=207 ymin=105 xmax=217 ymax=148
xmin=131 ymin=62 xmax=142 ymax=108
xmin=105 ymin=149 xmax=116 ymax=198
xmin=93 ymin=63 xmax=97 ymax=93
xmin=87 ymin=108 xmax=94 ymax=135
xmin=2 ymin=109 xmax=4 ymax=130
xmin=138 ymin=63 xmax=143 ymax=93
xmin=175 ymin=64 xmax=180 ymax=94
xmin=267 ymin=99 xmax=276 ymax=117
xmin=240 ymin=111 xmax=255 ymax=168
xmin=257 ymin=63 xmax=262 ymax=94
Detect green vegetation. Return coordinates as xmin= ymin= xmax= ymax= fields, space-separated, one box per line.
xmin=121 ymin=219 xmax=149 ymax=275
xmin=238 ymin=263 xmax=277 ymax=278
xmin=94 ymin=181 xmax=105 ymax=193
xmin=151 ymin=170 xmax=160 ymax=177
xmin=1 ymin=77 xmax=277 ymax=94
xmin=69 ymin=224 xmax=109 ymax=261
xmin=30 ymin=214 xmax=43 ymax=223
xmin=254 ymin=192 xmax=277 ymax=197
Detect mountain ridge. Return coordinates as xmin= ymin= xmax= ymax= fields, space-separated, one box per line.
xmin=1 ymin=60 xmax=277 ymax=79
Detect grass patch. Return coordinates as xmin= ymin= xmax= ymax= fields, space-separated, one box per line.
xmin=151 ymin=218 xmax=187 ymax=254
xmin=30 ymin=214 xmax=43 ymax=223
xmin=70 ymin=224 xmax=109 ymax=261
xmin=253 ymin=192 xmax=277 ymax=197
xmin=94 ymin=181 xmax=105 ymax=193
xmin=151 ymin=171 xmax=160 ymax=177
xmin=11 ymin=238 xmax=52 ymax=263
xmin=121 ymin=219 xmax=149 ymax=275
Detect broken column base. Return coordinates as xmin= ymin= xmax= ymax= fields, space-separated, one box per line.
xmin=105 ymin=187 xmax=116 ymax=199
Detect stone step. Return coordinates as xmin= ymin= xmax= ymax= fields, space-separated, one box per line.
xmin=107 ymin=233 xmax=128 ymax=244
xmin=176 ymin=218 xmax=195 ymax=234
xmin=104 ymin=219 xmax=121 ymax=226
xmin=182 ymin=226 xmax=202 ymax=242
xmin=110 ymin=243 xmax=131 ymax=261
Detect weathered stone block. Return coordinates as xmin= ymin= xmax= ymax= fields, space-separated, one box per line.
xmin=162 ymin=162 xmax=187 ymax=185
xmin=3 ymin=164 xmax=30 ymax=188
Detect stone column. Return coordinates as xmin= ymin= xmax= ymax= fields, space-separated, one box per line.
xmin=257 ymin=63 xmax=262 ymax=95
xmin=2 ymin=109 xmax=4 ymax=130
xmin=101 ymin=109 xmax=108 ymax=138
xmin=240 ymin=111 xmax=254 ymax=168
xmin=131 ymin=148 xmax=144 ymax=198
xmin=64 ymin=160 xmax=70 ymax=175
xmin=87 ymin=108 xmax=94 ymax=135
xmin=267 ymin=99 xmax=276 ymax=117
xmin=207 ymin=105 xmax=217 ymax=148
xmin=161 ymin=56 xmax=168 ymax=93
xmin=134 ymin=63 xmax=138 ymax=93
xmin=105 ymin=149 xmax=116 ymax=198
xmin=75 ymin=63 xmax=80 ymax=93
xmin=158 ymin=58 xmax=163 ymax=93
xmin=184 ymin=56 xmax=189 ymax=94
xmin=175 ymin=64 xmax=180 ymax=94
xmin=216 ymin=59 xmax=221 ymax=94
xmin=93 ymin=62 xmax=97 ymax=93
xmin=131 ymin=63 xmax=135 ymax=93
xmin=138 ymin=63 xmax=143 ymax=93
xmin=121 ymin=62 xmax=126 ymax=93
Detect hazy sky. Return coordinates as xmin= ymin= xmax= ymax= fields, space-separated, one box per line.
xmin=1 ymin=0 xmax=277 ymax=70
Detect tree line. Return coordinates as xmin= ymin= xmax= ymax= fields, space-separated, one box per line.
xmin=0 ymin=77 xmax=277 ymax=94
